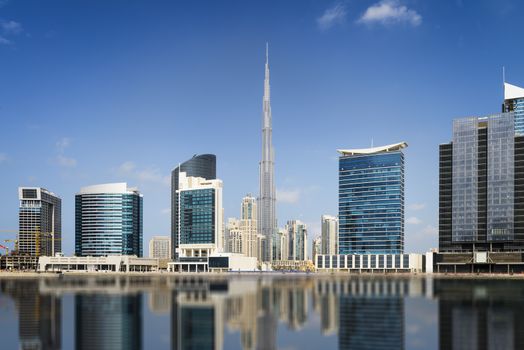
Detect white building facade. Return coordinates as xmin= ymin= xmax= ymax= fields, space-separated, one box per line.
xmin=149 ymin=236 xmax=171 ymax=259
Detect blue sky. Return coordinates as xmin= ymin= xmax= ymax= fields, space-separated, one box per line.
xmin=1 ymin=0 xmax=523 ymax=255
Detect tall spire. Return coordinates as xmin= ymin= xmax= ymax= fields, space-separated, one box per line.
xmin=258 ymin=43 xmax=276 ymax=262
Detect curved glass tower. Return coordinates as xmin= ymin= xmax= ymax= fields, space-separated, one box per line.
xmin=171 ymin=154 xmax=216 ymax=259
xmin=75 ymin=183 xmax=143 ymax=257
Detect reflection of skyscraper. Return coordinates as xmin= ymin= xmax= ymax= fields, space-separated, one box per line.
xmin=320 ymin=293 xmax=338 ymax=335
xmin=2 ymin=279 xmax=61 ymax=350
xmin=339 ymin=296 xmax=404 ymax=350
xmin=256 ymin=286 xmax=277 ymax=350
xmin=75 ymin=294 xmax=142 ymax=350
xmin=436 ymin=279 xmax=524 ymax=349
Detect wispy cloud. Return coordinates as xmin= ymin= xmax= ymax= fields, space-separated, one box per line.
xmin=406 ymin=216 xmax=422 ymax=225
xmin=117 ymin=161 xmax=170 ymax=186
xmin=421 ymin=225 xmax=437 ymax=236
xmin=0 ymin=19 xmax=22 ymax=45
xmin=357 ymin=0 xmax=422 ymax=27
xmin=277 ymin=189 xmax=301 ymax=204
xmin=0 ymin=152 xmax=7 ymax=163
xmin=161 ymin=208 xmax=171 ymax=215
xmin=317 ymin=3 xmax=347 ymax=30
xmin=408 ymin=203 xmax=426 ymax=211
xmin=55 ymin=137 xmax=77 ymax=167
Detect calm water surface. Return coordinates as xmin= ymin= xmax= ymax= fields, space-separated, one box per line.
xmin=0 ymin=274 xmax=521 ymax=349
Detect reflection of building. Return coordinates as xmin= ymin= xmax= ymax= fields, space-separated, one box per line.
xmin=436 ymin=279 xmax=524 ymax=349
xmin=339 ymin=296 xmax=404 ymax=350
xmin=18 ymin=187 xmax=61 ymax=257
xmin=320 ymin=292 xmax=338 ymax=335
xmin=437 ymin=113 xmax=524 ymax=273
xmin=338 ymin=143 xmax=406 ymax=254
xmin=149 ymin=236 xmax=171 ymax=259
xmin=75 ymin=183 xmax=143 ymax=257
xmin=286 ymin=220 xmax=307 ymax=261
xmin=75 ymin=294 xmax=142 ymax=350
xmin=171 ymin=154 xmax=217 ymax=259
xmin=2 ymin=279 xmax=61 ymax=350
xmin=321 ymin=215 xmax=338 ymax=255
xmin=148 ymin=291 xmax=171 ymax=315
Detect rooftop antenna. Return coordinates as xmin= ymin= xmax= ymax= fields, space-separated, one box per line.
xmin=503 ymin=66 xmax=506 ymax=101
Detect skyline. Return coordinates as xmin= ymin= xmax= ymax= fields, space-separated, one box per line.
xmin=2 ymin=1 xmax=524 ymax=255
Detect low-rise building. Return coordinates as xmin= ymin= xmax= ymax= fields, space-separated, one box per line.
xmin=167 ymin=253 xmax=257 ymax=273
xmin=38 ymin=255 xmax=159 ymax=272
xmin=315 ymin=254 xmax=424 ymax=273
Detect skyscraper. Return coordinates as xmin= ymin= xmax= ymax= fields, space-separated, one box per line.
xmin=503 ymin=82 xmax=524 ymax=135
xmin=258 ymin=44 xmax=276 ymax=262
xmin=437 ymin=112 xmax=524 ymax=273
xmin=240 ymin=194 xmax=258 ymax=259
xmin=338 ymin=143 xmax=407 ymax=255
xmin=171 ymin=154 xmax=216 ymax=260
xmin=18 ymin=187 xmax=61 ymax=257
xmin=177 ymin=172 xmax=223 ymax=259
xmin=286 ymin=220 xmax=307 ymax=261
xmin=321 ymin=215 xmax=338 ymax=255
xmin=75 ymin=183 xmax=143 ymax=257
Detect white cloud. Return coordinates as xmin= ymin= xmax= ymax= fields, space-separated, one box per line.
xmin=358 ymin=0 xmax=422 ymax=27
xmin=421 ymin=225 xmax=438 ymax=236
xmin=56 ymin=137 xmax=71 ymax=153
xmin=0 ymin=36 xmax=9 ymax=45
xmin=317 ymin=3 xmax=347 ymax=30
xmin=406 ymin=216 xmax=422 ymax=225
xmin=56 ymin=154 xmax=77 ymax=167
xmin=161 ymin=208 xmax=171 ymax=215
xmin=408 ymin=203 xmax=426 ymax=211
xmin=117 ymin=161 xmax=170 ymax=186
xmin=55 ymin=137 xmax=77 ymax=167
xmin=277 ymin=189 xmax=301 ymax=204
xmin=1 ymin=20 xmax=22 ymax=35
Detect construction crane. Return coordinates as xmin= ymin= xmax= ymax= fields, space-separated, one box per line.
xmin=0 ymin=244 xmax=8 ymax=255
xmin=0 ymin=230 xmax=61 ymax=256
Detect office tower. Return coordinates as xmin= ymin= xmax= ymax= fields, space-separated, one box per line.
xmin=338 ymin=143 xmax=407 ymax=254
xmin=437 ymin=112 xmax=524 ymax=272
xmin=240 ymin=194 xmax=258 ymax=259
xmin=226 ymin=218 xmax=242 ymax=254
xmin=312 ymin=236 xmax=322 ymax=264
xmin=286 ymin=220 xmax=307 ymax=261
xmin=258 ymin=44 xmax=276 ymax=262
xmin=171 ymin=154 xmax=216 ymax=260
xmin=148 ymin=236 xmax=171 ymax=259
xmin=272 ymin=228 xmax=287 ymax=261
xmin=321 ymin=215 xmax=338 ymax=255
xmin=503 ymin=82 xmax=524 ymax=135
xmin=177 ymin=172 xmax=223 ymax=258
xmin=76 ymin=294 xmax=142 ymax=350
xmin=75 ymin=183 xmax=143 ymax=257
xmin=18 ymin=187 xmax=61 ymax=257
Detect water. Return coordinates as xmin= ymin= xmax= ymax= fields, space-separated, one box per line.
xmin=0 ymin=274 xmax=521 ymax=349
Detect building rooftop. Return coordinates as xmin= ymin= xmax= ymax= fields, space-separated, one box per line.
xmin=504 ymin=82 xmax=524 ymax=100
xmin=78 ymin=182 xmax=140 ymax=195
xmin=337 ymin=142 xmax=408 ymax=156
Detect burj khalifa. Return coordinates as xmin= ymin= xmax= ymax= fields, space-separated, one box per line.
xmin=258 ymin=43 xmax=276 ymax=262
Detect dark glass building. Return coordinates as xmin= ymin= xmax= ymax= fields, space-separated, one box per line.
xmin=171 ymin=154 xmax=216 ymax=259
xmin=338 ymin=143 xmax=407 ymax=255
xmin=437 ymin=112 xmax=524 ymax=272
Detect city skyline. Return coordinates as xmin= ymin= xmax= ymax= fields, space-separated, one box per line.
xmin=2 ymin=1 xmax=524 ymax=255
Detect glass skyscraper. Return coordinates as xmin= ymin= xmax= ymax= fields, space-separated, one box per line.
xmin=338 ymin=143 xmax=407 ymax=255
xmin=171 ymin=154 xmax=216 ymax=259
xmin=75 ymin=183 xmax=143 ymax=257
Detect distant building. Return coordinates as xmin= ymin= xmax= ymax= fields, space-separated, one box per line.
xmin=240 ymin=194 xmax=258 ymax=259
xmin=436 ymin=112 xmax=524 ymax=273
xmin=177 ymin=172 xmax=223 ymax=259
xmin=338 ymin=143 xmax=407 ymax=254
xmin=148 ymin=236 xmax=171 ymax=259
xmin=503 ymin=82 xmax=524 ymax=135
xmin=272 ymin=228 xmax=287 ymax=261
xmin=312 ymin=236 xmax=322 ymax=264
xmin=171 ymin=154 xmax=216 ymax=260
xmin=18 ymin=187 xmax=61 ymax=257
xmin=321 ymin=215 xmax=338 ymax=255
xmin=75 ymin=183 xmax=143 ymax=257
xmin=226 ymin=218 xmax=242 ymax=254
xmin=286 ymin=220 xmax=307 ymax=261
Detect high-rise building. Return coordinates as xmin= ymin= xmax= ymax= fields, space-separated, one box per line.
xmin=321 ymin=215 xmax=338 ymax=255
xmin=258 ymin=44 xmax=276 ymax=262
xmin=272 ymin=228 xmax=287 ymax=261
xmin=226 ymin=218 xmax=242 ymax=254
xmin=18 ymin=187 xmax=61 ymax=257
xmin=437 ymin=112 xmax=524 ymax=272
xmin=503 ymin=82 xmax=524 ymax=135
xmin=286 ymin=220 xmax=307 ymax=261
xmin=171 ymin=154 xmax=216 ymax=260
xmin=240 ymin=194 xmax=258 ymax=259
xmin=148 ymin=236 xmax=171 ymax=259
xmin=177 ymin=172 xmax=223 ymax=259
xmin=312 ymin=236 xmax=322 ymax=264
xmin=338 ymin=143 xmax=407 ymax=255
xmin=75 ymin=183 xmax=143 ymax=257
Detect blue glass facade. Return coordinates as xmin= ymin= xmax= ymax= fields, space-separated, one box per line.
xmin=75 ymin=190 xmax=143 ymax=257
xmin=179 ymin=188 xmax=216 ymax=245
xmin=339 ymin=151 xmax=404 ymax=254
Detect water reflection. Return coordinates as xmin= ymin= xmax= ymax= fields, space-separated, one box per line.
xmin=2 ymin=275 xmax=524 ymax=349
